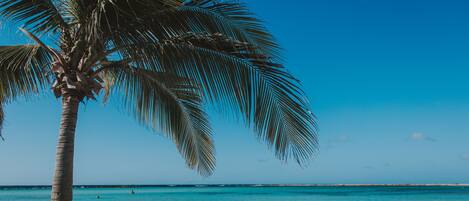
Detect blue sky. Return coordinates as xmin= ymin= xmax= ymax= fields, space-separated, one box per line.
xmin=1 ymin=0 xmax=469 ymax=185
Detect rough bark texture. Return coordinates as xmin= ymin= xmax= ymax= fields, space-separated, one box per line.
xmin=51 ymin=95 xmax=80 ymax=201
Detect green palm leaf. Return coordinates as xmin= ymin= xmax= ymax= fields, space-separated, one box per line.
xmin=87 ymin=0 xmax=278 ymax=57
xmin=0 ymin=45 xmax=52 ymax=135
xmin=0 ymin=0 xmax=67 ymax=33
xmin=0 ymin=45 xmax=52 ymax=100
xmin=104 ymin=64 xmax=216 ymax=176
xmin=180 ymin=0 xmax=280 ymax=56
xmin=109 ymin=32 xmax=317 ymax=164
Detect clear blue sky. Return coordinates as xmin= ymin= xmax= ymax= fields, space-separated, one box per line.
xmin=1 ymin=0 xmax=469 ymax=185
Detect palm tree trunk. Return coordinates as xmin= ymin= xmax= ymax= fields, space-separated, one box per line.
xmin=51 ymin=95 xmax=80 ymax=201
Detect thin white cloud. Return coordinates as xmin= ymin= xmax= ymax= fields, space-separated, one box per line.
xmin=410 ymin=132 xmax=436 ymax=142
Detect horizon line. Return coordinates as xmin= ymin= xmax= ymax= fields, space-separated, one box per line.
xmin=1 ymin=184 xmax=469 ymax=188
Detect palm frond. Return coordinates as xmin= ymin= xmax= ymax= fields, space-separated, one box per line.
xmin=82 ymin=0 xmax=180 ymax=47
xmin=180 ymin=0 xmax=280 ymax=57
xmin=0 ymin=45 xmax=51 ymax=139
xmin=88 ymin=0 xmax=279 ymax=58
xmin=112 ymin=32 xmax=317 ymax=164
xmin=0 ymin=45 xmax=52 ymax=100
xmin=0 ymin=0 xmax=68 ymax=33
xmin=103 ymin=64 xmax=215 ymax=176
xmin=63 ymin=0 xmax=95 ymax=23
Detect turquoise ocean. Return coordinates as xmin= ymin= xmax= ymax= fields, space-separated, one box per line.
xmin=1 ymin=186 xmax=469 ymax=201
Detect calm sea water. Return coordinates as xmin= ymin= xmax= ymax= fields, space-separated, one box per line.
xmin=1 ymin=186 xmax=469 ymax=201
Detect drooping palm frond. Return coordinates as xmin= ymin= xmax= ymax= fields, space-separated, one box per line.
xmin=0 ymin=45 xmax=52 ymax=138
xmin=0 ymin=0 xmax=68 ymax=33
xmin=0 ymin=45 xmax=52 ymax=100
xmin=103 ymin=64 xmax=215 ymax=176
xmin=108 ymin=32 xmax=317 ymax=164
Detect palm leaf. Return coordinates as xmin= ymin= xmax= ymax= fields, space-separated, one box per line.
xmin=0 ymin=45 xmax=52 ymax=100
xmin=0 ymin=45 xmax=52 ymax=136
xmin=88 ymin=0 xmax=279 ymax=58
xmin=0 ymin=0 xmax=68 ymax=33
xmin=110 ymin=32 xmax=317 ymax=164
xmin=103 ymin=64 xmax=216 ymax=176
xmin=180 ymin=0 xmax=280 ymax=57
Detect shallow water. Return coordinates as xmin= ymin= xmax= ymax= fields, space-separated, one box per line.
xmin=1 ymin=186 xmax=469 ymax=201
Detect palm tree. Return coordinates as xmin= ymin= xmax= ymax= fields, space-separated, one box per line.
xmin=0 ymin=0 xmax=318 ymax=200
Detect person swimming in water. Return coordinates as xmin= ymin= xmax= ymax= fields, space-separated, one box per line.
xmin=131 ymin=189 xmax=135 ymax=194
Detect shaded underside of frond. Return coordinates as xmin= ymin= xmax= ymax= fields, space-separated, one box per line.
xmin=104 ymin=65 xmax=215 ymax=176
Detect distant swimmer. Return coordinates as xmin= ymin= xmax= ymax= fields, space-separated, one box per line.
xmin=131 ymin=189 xmax=135 ymax=194
xmin=96 ymin=195 xmax=100 ymax=199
